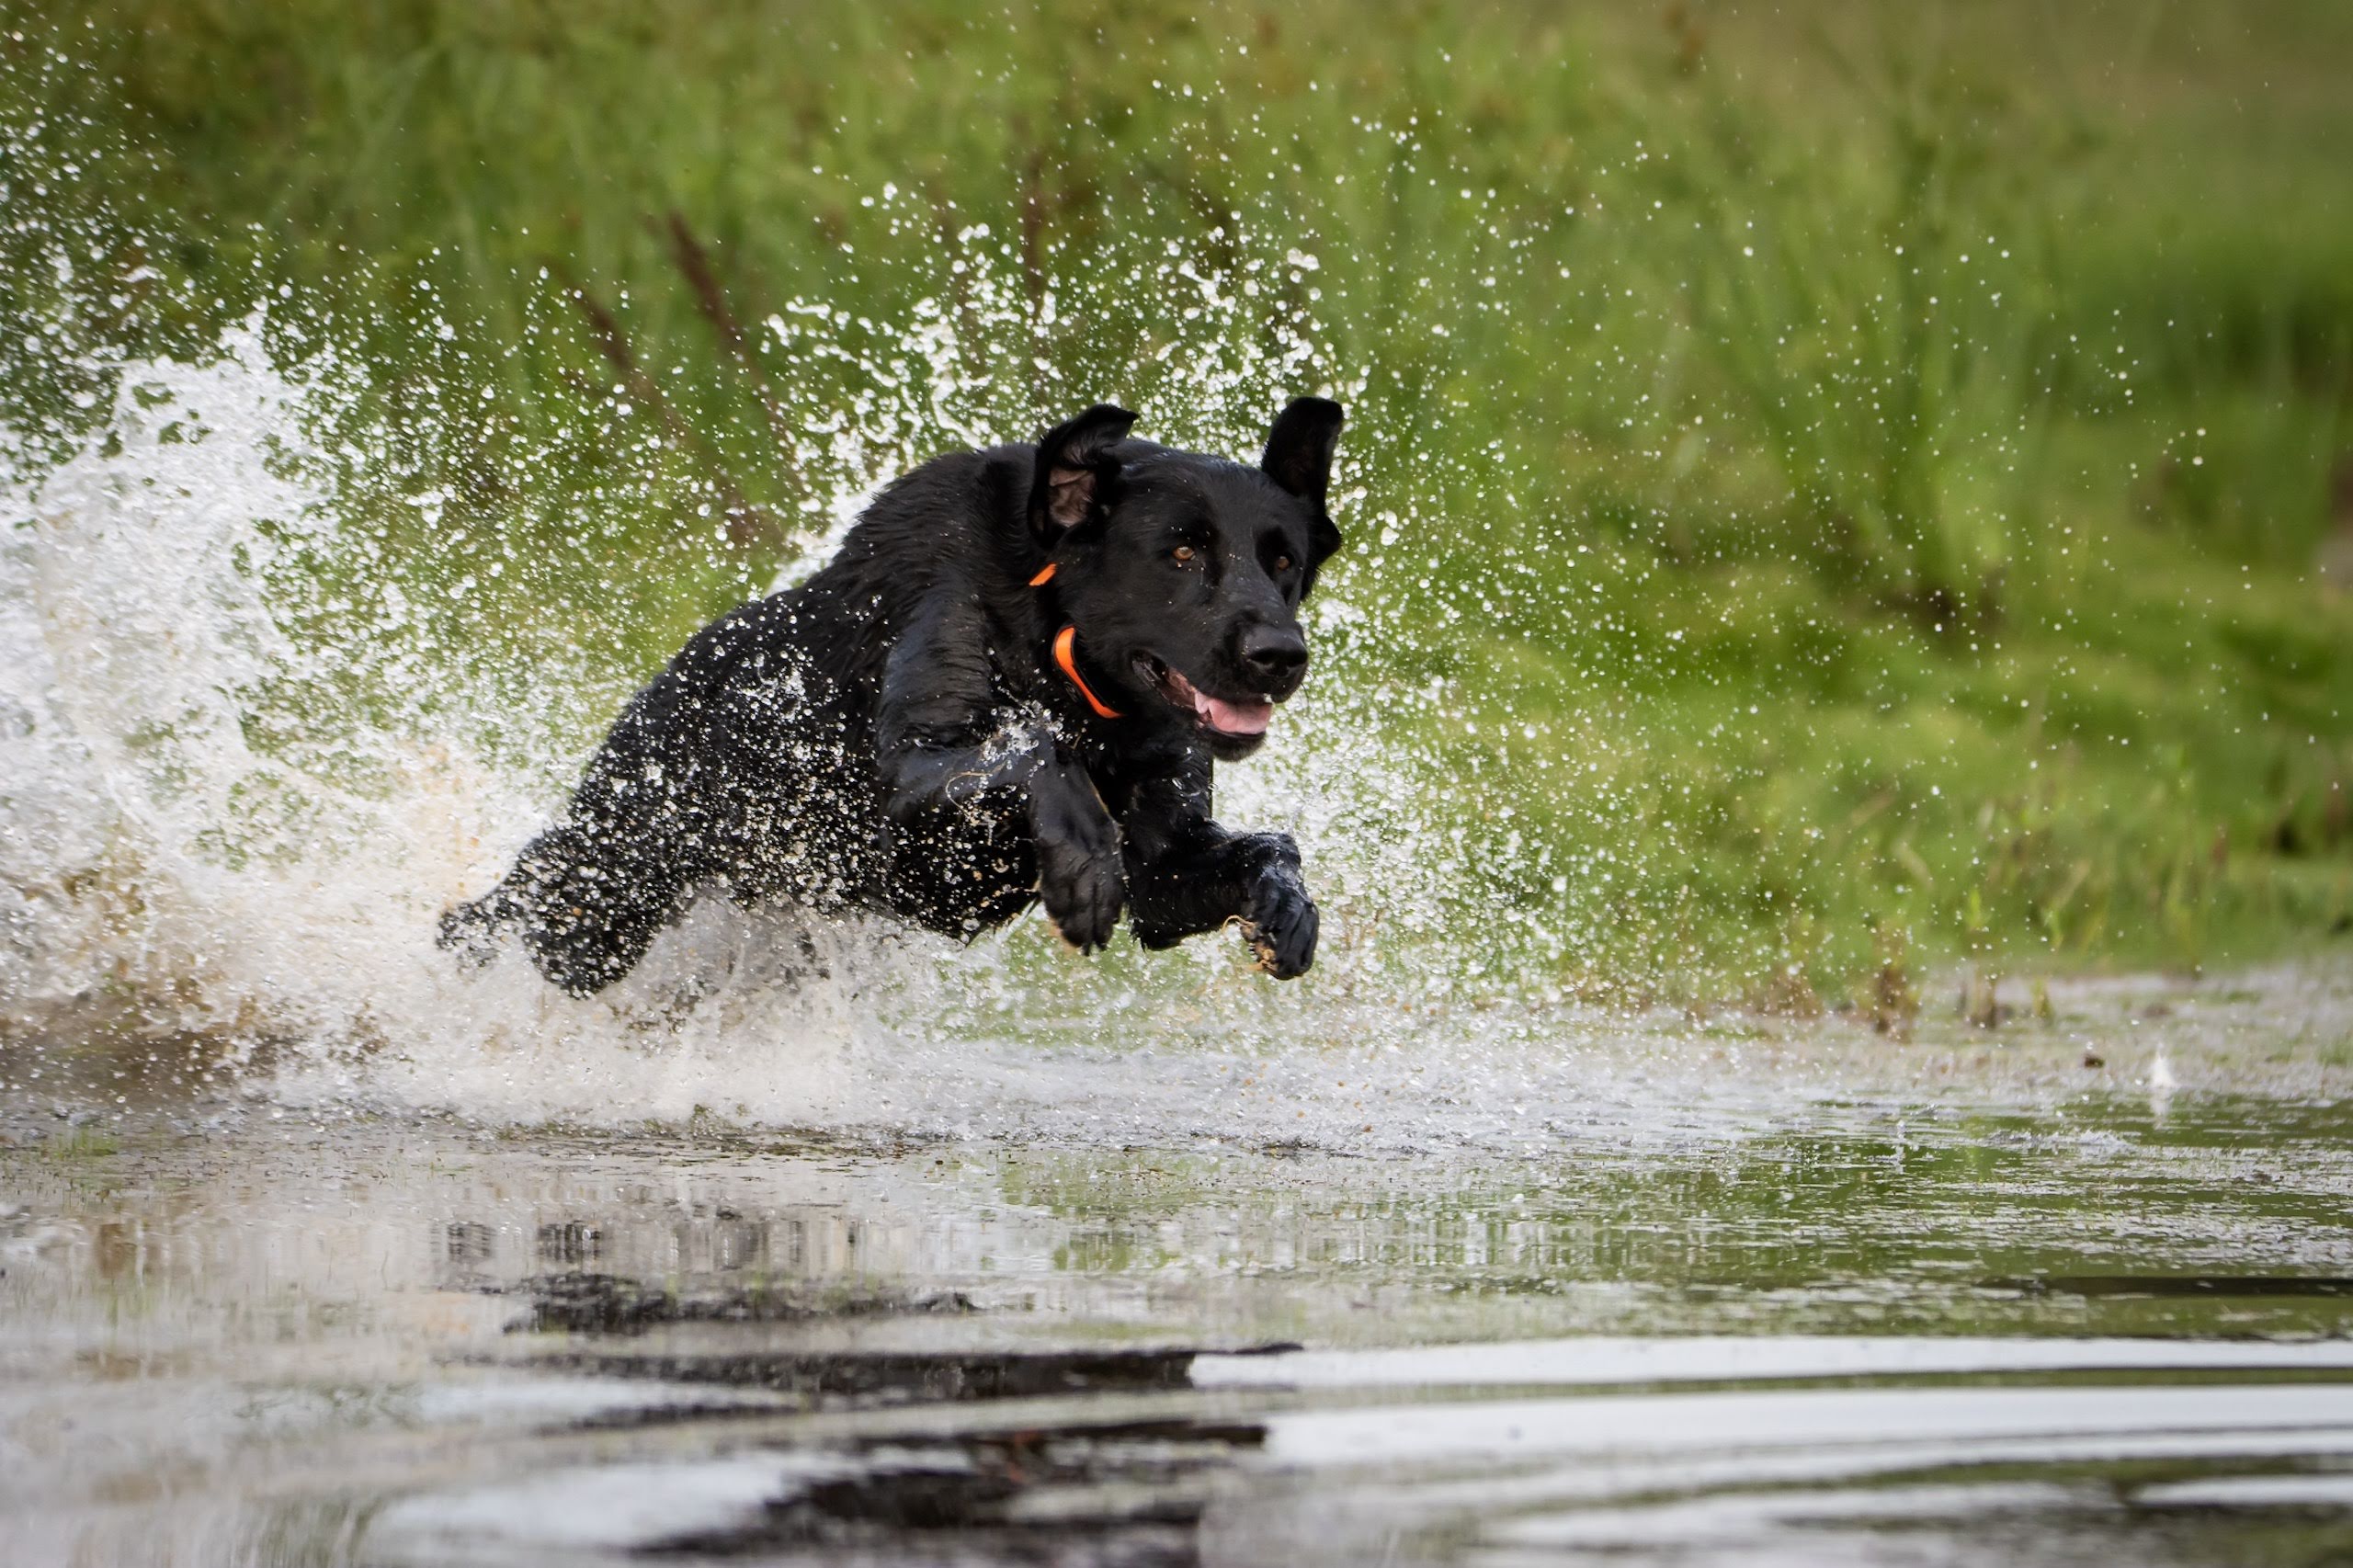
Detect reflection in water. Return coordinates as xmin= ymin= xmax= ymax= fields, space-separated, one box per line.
xmin=6 ymin=1000 xmax=2353 ymax=1566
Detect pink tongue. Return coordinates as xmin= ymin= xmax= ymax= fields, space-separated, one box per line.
xmin=1195 ymin=690 xmax=1273 ymax=735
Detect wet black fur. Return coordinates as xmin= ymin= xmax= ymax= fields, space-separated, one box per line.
xmin=439 ymin=399 xmax=1347 ymax=996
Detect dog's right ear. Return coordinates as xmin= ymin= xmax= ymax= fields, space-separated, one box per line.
xmin=1029 ymin=403 xmax=1138 ymax=549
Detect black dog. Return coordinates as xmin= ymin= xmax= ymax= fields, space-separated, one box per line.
xmin=440 ymin=398 xmax=1346 ymax=995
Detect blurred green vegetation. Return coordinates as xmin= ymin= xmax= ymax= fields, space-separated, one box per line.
xmin=4 ymin=0 xmax=2349 ymax=1006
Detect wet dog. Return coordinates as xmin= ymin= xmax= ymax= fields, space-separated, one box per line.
xmin=440 ymin=399 xmax=1345 ymax=995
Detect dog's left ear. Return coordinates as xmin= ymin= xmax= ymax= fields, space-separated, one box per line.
xmin=1261 ymin=396 xmax=1346 ymax=568
xmin=1030 ymin=403 xmax=1138 ymax=549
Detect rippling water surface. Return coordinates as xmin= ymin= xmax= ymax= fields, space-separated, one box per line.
xmin=7 ymin=972 xmax=2353 ymax=1566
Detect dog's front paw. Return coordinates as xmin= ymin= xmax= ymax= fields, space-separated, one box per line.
xmin=1240 ymin=860 xmax=1319 ymax=979
xmin=1031 ymin=777 xmax=1124 ymax=953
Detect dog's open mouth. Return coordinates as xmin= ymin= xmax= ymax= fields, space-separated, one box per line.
xmin=1135 ymin=656 xmax=1274 ymax=738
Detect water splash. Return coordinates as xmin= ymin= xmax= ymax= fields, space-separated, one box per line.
xmin=0 ymin=261 xmax=1569 ymax=1144
xmin=1 ymin=324 xmax=888 ymax=1123
xmin=0 ymin=40 xmax=1615 ymax=1142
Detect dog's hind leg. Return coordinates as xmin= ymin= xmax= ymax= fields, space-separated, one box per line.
xmin=438 ymin=824 xmax=699 ymax=997
xmin=436 ymin=881 xmax=522 ymax=970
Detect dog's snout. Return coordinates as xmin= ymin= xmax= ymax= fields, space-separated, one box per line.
xmin=1239 ymin=627 xmax=1309 ymax=696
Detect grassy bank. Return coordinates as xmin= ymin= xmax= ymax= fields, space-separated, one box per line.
xmin=4 ymin=0 xmax=2349 ymax=1006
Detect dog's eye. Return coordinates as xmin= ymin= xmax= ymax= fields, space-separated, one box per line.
xmin=1171 ymin=545 xmax=1196 ymax=563
xmin=1274 ymin=554 xmax=1293 ymax=574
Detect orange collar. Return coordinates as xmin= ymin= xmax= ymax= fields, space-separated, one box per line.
xmin=1031 ymin=560 xmax=1122 ymax=719
xmin=1052 ymin=625 xmax=1123 ymax=719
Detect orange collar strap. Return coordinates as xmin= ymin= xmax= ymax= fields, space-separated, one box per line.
xmin=1052 ymin=624 xmax=1123 ymax=719
xmin=1033 ymin=560 xmax=1119 ymax=718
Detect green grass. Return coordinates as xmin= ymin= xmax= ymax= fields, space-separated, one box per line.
xmin=3 ymin=0 xmax=2349 ymax=1005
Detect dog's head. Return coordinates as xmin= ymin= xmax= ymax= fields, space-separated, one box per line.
xmin=1027 ymin=399 xmax=1345 ymax=760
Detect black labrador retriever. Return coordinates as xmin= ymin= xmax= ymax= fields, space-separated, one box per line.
xmin=440 ymin=398 xmax=1346 ymax=995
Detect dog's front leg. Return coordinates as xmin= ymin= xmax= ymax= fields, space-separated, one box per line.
xmin=877 ymin=729 xmax=1124 ymax=951
xmin=875 ymin=608 xmax=1123 ymax=949
xmin=1021 ymin=751 xmax=1125 ymax=952
xmin=1123 ymin=775 xmax=1319 ymax=979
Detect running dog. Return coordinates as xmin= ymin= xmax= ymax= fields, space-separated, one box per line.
xmin=440 ymin=399 xmax=1346 ymax=995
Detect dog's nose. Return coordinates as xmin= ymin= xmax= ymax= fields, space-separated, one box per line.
xmin=1239 ymin=628 xmax=1309 ymax=696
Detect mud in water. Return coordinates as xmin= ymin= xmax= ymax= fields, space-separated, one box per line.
xmin=6 ymin=970 xmax=2353 ymax=1566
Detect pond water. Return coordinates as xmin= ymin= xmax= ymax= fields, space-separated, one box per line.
xmin=6 ymin=970 xmax=2352 ymax=1566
